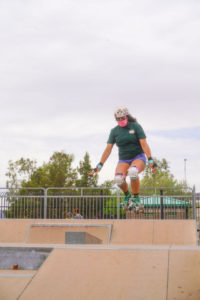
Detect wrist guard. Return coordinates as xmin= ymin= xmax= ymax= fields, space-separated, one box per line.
xmin=93 ymin=162 xmax=103 ymax=172
xmin=148 ymin=157 xmax=157 ymax=168
xmin=148 ymin=157 xmax=154 ymax=164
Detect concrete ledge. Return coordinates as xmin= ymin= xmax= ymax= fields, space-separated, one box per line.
xmin=25 ymin=223 xmax=112 ymax=245
xmin=0 ymin=243 xmax=199 ymax=251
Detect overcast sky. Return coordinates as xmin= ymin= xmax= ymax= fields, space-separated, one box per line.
xmin=0 ymin=0 xmax=200 ymax=191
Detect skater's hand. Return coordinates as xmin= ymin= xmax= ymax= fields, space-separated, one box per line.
xmin=148 ymin=157 xmax=157 ymax=173
xmin=150 ymin=162 xmax=157 ymax=173
xmin=88 ymin=168 xmax=101 ymax=176
xmin=88 ymin=162 xmax=103 ymax=176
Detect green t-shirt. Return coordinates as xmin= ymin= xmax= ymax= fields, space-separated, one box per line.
xmin=107 ymin=122 xmax=146 ymax=160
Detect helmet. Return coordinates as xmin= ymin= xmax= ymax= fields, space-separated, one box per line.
xmin=114 ymin=106 xmax=129 ymax=119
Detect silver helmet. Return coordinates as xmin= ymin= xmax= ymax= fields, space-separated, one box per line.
xmin=114 ymin=106 xmax=129 ymax=119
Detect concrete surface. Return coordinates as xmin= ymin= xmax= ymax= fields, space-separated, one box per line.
xmin=0 ymin=219 xmax=197 ymax=245
xmin=168 ymin=249 xmax=200 ymax=299
xmin=0 ymin=247 xmax=52 ymax=269
xmin=18 ymin=247 xmax=200 ymax=300
xmin=0 ymin=270 xmax=35 ymax=300
xmin=0 ymin=219 xmax=199 ymax=300
xmin=19 ymin=248 xmax=169 ymax=300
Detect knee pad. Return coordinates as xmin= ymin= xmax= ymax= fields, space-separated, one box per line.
xmin=128 ymin=166 xmax=139 ymax=181
xmin=114 ymin=173 xmax=125 ymax=187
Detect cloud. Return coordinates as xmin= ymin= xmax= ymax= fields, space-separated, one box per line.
xmin=147 ymin=134 xmax=200 ymax=189
xmin=149 ymin=127 xmax=200 ymax=140
xmin=0 ymin=0 xmax=200 ymax=191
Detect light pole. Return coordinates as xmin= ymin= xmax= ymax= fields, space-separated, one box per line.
xmin=184 ymin=158 xmax=187 ymax=183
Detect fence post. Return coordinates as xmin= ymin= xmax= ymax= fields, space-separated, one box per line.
xmin=192 ymin=185 xmax=196 ymax=220
xmin=44 ymin=188 xmax=47 ymax=219
xmin=160 ymin=189 xmax=164 ymax=220
xmin=100 ymin=189 xmax=104 ymax=219
xmin=117 ymin=189 xmax=120 ymax=219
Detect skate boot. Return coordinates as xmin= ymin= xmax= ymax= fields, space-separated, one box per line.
xmin=120 ymin=193 xmax=132 ymax=210
xmin=127 ymin=200 xmax=136 ymax=211
xmin=130 ymin=196 xmax=144 ymax=213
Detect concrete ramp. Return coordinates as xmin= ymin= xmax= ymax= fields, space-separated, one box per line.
xmin=153 ymin=220 xmax=198 ymax=246
xmin=111 ymin=220 xmax=197 ymax=246
xmin=0 ymin=219 xmax=199 ymax=300
xmin=168 ymin=249 xmax=200 ymax=299
xmin=0 ymin=220 xmax=33 ymax=243
xmin=0 ymin=219 xmax=197 ymax=246
xmin=18 ymin=247 xmax=200 ymax=300
xmin=19 ymin=248 xmax=169 ymax=300
xmin=0 ymin=270 xmax=35 ymax=300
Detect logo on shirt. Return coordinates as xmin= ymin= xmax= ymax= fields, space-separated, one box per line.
xmin=129 ymin=130 xmax=135 ymax=134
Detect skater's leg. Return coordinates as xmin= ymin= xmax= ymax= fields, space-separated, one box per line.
xmin=126 ymin=159 xmax=145 ymax=212
xmin=114 ymin=163 xmax=132 ymax=207
xmin=127 ymin=159 xmax=146 ymax=210
xmin=129 ymin=159 xmax=145 ymax=195
xmin=114 ymin=162 xmax=129 ymax=192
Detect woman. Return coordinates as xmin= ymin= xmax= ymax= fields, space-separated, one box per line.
xmin=89 ymin=106 xmax=157 ymax=210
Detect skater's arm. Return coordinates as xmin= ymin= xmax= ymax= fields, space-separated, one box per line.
xmin=100 ymin=143 xmax=114 ymax=164
xmin=139 ymin=139 xmax=152 ymax=159
xmin=89 ymin=143 xmax=114 ymax=175
xmin=139 ymin=139 xmax=157 ymax=173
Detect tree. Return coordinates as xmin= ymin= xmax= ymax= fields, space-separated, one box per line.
xmin=76 ymin=152 xmax=98 ymax=187
xmin=6 ymin=158 xmax=37 ymax=188
xmin=100 ymin=180 xmax=115 ymax=189
xmin=5 ymin=151 xmax=79 ymax=218
xmin=47 ymin=151 xmax=77 ymax=187
xmin=140 ymin=158 xmax=189 ymax=195
xmin=6 ymin=151 xmax=78 ymax=189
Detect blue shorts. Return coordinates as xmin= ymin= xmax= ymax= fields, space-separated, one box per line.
xmin=118 ymin=153 xmax=146 ymax=165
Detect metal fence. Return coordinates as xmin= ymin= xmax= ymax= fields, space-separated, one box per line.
xmin=0 ymin=187 xmax=198 ymax=220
